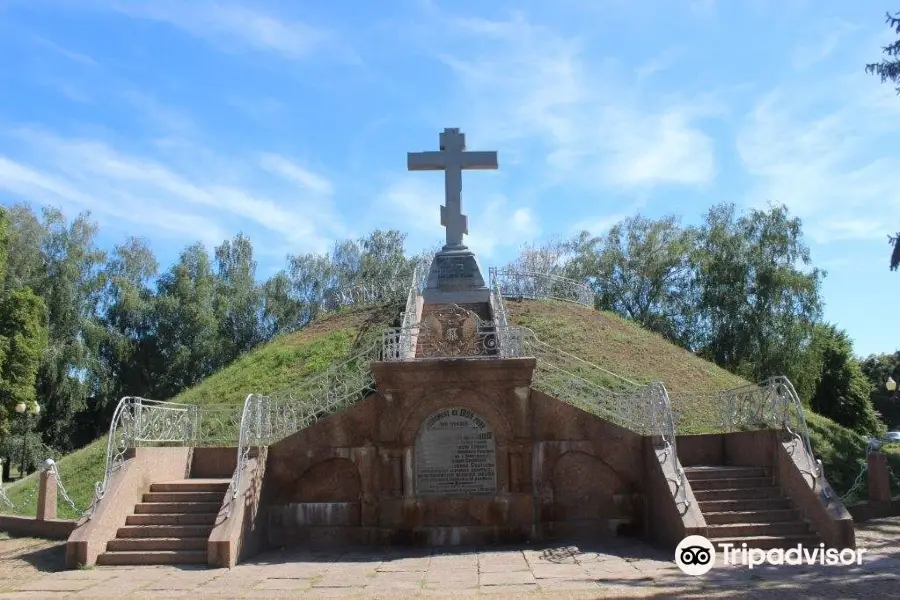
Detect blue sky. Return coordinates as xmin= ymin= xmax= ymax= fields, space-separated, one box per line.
xmin=0 ymin=0 xmax=898 ymax=357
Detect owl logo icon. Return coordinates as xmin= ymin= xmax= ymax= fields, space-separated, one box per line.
xmin=675 ymin=535 xmax=716 ymax=575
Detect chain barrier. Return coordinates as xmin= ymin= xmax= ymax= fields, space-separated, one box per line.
xmin=0 ymin=459 xmax=16 ymax=511
xmin=841 ymin=459 xmax=870 ymax=503
xmin=839 ymin=438 xmax=894 ymax=503
xmin=887 ymin=462 xmax=900 ymax=501
xmin=44 ymin=459 xmax=86 ymax=517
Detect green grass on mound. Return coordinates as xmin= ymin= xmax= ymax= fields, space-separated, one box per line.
xmin=0 ymin=305 xmax=399 ymax=519
xmin=2 ymin=442 xmax=105 ymax=520
xmin=507 ymin=300 xmax=898 ymax=500
xmin=0 ymin=299 xmax=893 ymax=522
xmin=506 ymin=299 xmax=745 ymax=392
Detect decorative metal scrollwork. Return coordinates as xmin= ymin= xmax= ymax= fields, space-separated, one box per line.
xmin=489 ymin=267 xmax=593 ymax=307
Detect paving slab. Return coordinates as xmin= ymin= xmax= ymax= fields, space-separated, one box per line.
xmin=1 ymin=517 xmax=899 ymax=598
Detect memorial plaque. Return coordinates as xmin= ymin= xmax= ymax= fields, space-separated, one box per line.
xmin=415 ymin=407 xmax=497 ymax=497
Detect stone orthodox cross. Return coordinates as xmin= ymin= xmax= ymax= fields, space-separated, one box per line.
xmin=407 ymin=128 xmax=498 ymax=250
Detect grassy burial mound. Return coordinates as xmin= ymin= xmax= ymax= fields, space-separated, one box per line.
xmin=1 ymin=299 xmax=894 ymax=518
xmin=506 ymin=299 xmax=899 ymax=497
xmin=1 ymin=304 xmax=400 ymax=519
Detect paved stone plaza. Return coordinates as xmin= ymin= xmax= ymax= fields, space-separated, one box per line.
xmin=1 ymin=517 xmax=898 ymax=599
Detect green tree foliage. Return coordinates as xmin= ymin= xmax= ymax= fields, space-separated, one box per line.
xmin=93 ymin=237 xmax=159 ymax=421
xmin=503 ymin=238 xmax=571 ymax=275
xmin=555 ymin=204 xmax=826 ymax=390
xmin=2 ymin=205 xmax=105 ymax=451
xmin=151 ymin=243 xmax=221 ymax=398
xmin=807 ymin=324 xmax=883 ymax=435
xmin=694 ymin=203 xmax=824 ymax=385
xmin=281 ymin=229 xmax=420 ymax=326
xmin=860 ymin=351 xmax=900 ymax=429
xmin=565 ymin=216 xmax=700 ymax=348
xmin=213 ymin=234 xmax=264 ymax=365
xmin=0 ymin=207 xmax=48 ymax=436
xmin=866 ymin=11 xmax=900 ymax=93
xmin=864 ymin=11 xmax=900 ymax=270
xmin=260 ymin=272 xmax=305 ymax=338
xmin=2 ymin=197 xmax=889 ymax=459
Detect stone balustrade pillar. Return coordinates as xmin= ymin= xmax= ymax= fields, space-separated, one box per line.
xmin=867 ymin=450 xmax=891 ymax=504
xmin=36 ymin=466 xmax=57 ymax=521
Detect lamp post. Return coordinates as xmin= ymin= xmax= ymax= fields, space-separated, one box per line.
xmin=14 ymin=402 xmax=40 ymax=479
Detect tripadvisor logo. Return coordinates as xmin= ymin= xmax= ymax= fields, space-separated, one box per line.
xmin=675 ymin=535 xmax=716 ymax=575
xmin=675 ymin=536 xmax=866 ymax=575
xmin=719 ymin=542 xmax=866 ymax=568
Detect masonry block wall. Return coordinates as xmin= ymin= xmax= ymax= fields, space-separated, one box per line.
xmin=262 ymin=357 xmax=648 ymax=548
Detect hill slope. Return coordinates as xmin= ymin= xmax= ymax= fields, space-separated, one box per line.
xmin=1 ymin=299 xmax=893 ymax=518
xmin=508 ymin=299 xmax=897 ymax=495
xmin=2 ymin=304 xmax=400 ymax=519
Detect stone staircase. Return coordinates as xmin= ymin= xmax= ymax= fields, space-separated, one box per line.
xmin=685 ymin=466 xmax=821 ymax=550
xmin=97 ymin=479 xmax=229 ymax=566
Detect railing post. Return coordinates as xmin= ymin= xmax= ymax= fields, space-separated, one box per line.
xmin=133 ymin=397 xmax=143 ymax=445
xmin=36 ymin=462 xmax=57 ymax=521
xmin=868 ymin=450 xmax=892 ymax=504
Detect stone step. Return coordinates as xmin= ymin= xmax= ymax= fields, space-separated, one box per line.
xmin=693 ymin=487 xmax=784 ymax=502
xmin=683 ymin=466 xmax=771 ymax=480
xmin=143 ymin=491 xmax=224 ymax=503
xmin=707 ymin=521 xmax=812 ymax=538
xmin=150 ymin=479 xmax=230 ymax=493
xmin=107 ymin=537 xmax=208 ymax=552
xmin=134 ymin=502 xmax=221 ymax=514
xmin=699 ymin=498 xmax=793 ymax=512
xmin=116 ymin=525 xmax=213 ymax=539
xmin=96 ymin=550 xmax=208 ymax=566
xmin=126 ymin=513 xmax=217 ymax=526
xmin=709 ymin=535 xmax=822 ymax=551
xmin=690 ymin=477 xmax=775 ymax=491
xmin=704 ymin=509 xmax=800 ymax=525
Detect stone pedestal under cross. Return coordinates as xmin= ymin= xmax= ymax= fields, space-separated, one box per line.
xmin=408 ymin=128 xmax=498 ymax=251
xmin=407 ymin=128 xmax=499 ymax=304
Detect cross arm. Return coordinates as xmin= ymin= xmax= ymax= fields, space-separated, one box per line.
xmin=461 ymin=151 xmax=498 ymax=170
xmin=408 ymin=151 xmax=445 ymax=171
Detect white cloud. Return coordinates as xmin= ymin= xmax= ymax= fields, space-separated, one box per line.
xmin=28 ymin=34 xmax=98 ymax=67
xmin=0 ymin=156 xmax=227 ymax=246
xmin=571 ymin=213 xmax=630 ymax=236
xmin=419 ymin=9 xmax=718 ymax=192
xmin=511 ymin=208 xmax=538 ymax=238
xmin=736 ymin=76 xmax=900 ymax=245
xmin=118 ymin=90 xmax=198 ymax=136
xmin=1 ymin=128 xmax=345 ymax=255
xmin=374 ymin=177 xmax=445 ymax=243
xmin=106 ymin=1 xmax=347 ymax=62
xmin=791 ymin=19 xmax=858 ymax=70
xmin=259 ymin=154 xmax=333 ymax=195
xmin=374 ymin=175 xmax=540 ymax=260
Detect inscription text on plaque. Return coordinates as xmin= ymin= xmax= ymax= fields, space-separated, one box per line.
xmin=415 ymin=407 xmax=497 ymax=497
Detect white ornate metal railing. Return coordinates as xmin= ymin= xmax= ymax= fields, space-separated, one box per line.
xmin=521 ymin=330 xmax=690 ymax=510
xmin=224 ymin=339 xmax=382 ymax=515
xmin=667 ymin=376 xmax=824 ymax=495
xmin=489 ymin=267 xmax=594 ymax=307
xmin=396 ymin=267 xmax=424 ymax=360
xmin=0 ymin=459 xmax=15 ymax=511
xmin=646 ymin=382 xmax=691 ymax=513
xmin=322 ymin=279 xmax=407 ymax=311
xmin=90 ymin=397 xmax=243 ymax=519
xmin=489 ymin=276 xmax=510 ymax=326
xmin=381 ymin=310 xmax=526 ymax=361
